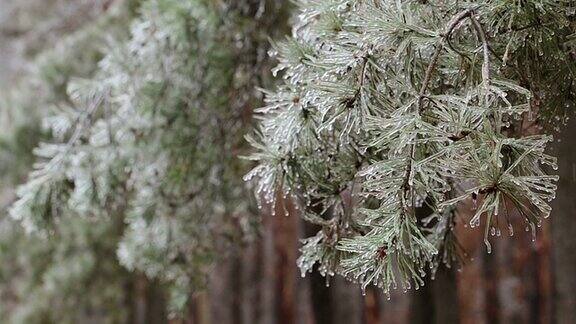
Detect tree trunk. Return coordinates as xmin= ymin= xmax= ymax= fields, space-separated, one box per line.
xmin=551 ymin=120 xmax=576 ymax=324
xmin=409 ymin=277 xmax=433 ymax=324
xmin=409 ymin=267 xmax=458 ymax=324
xmin=410 ymin=205 xmax=459 ymax=324
xmin=431 ymin=267 xmax=459 ymax=324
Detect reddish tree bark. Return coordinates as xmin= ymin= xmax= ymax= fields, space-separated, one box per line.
xmin=551 ymin=120 xmax=576 ymax=324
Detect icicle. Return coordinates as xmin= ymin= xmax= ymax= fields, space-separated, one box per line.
xmin=484 ymin=239 xmax=492 ymax=254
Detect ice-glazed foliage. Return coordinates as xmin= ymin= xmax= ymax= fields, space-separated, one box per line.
xmin=0 ymin=2 xmax=139 ymax=323
xmin=9 ymin=0 xmax=288 ymax=315
xmin=247 ymin=0 xmax=575 ymax=295
xmin=0 ymin=217 xmax=132 ymax=324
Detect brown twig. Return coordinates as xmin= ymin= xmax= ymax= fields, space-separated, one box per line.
xmin=418 ymin=9 xmax=476 ymax=105
xmin=470 ymin=15 xmax=491 ymax=86
xmin=403 ymin=8 xmax=477 ymax=216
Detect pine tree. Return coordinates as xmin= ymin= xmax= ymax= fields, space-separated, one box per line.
xmin=247 ymin=0 xmax=575 ymax=295
xmin=6 ymin=0 xmax=289 ymax=317
xmin=0 ymin=1 xmax=140 ymax=322
xmin=3 ymin=0 xmax=575 ymax=321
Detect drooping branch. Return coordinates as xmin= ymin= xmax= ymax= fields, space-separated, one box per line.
xmin=249 ymin=0 xmax=563 ymax=293
xmin=404 ymin=9 xmax=479 ymax=216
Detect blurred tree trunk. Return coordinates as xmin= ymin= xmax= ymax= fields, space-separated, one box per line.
xmin=483 ymin=245 xmax=500 ymax=324
xmin=330 ymin=278 xmax=365 ymax=324
xmin=209 ymin=252 xmax=241 ymax=324
xmin=551 ymin=120 xmax=576 ymax=324
xmin=409 ymin=277 xmax=433 ymax=324
xmin=431 ymin=268 xmax=459 ymax=323
xmin=409 ymin=267 xmax=458 ymax=324
xmin=410 ymin=205 xmax=459 ymax=324
xmin=129 ymin=275 xmax=168 ymax=324
xmin=270 ymin=198 xmax=299 ymax=324
xmin=303 ymin=209 xmax=365 ymax=324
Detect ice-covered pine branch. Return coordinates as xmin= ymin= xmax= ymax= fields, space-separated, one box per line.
xmin=9 ymin=0 xmax=288 ymax=315
xmin=246 ymin=0 xmax=574 ymax=296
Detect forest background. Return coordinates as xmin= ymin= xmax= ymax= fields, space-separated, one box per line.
xmin=0 ymin=1 xmax=575 ymax=324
